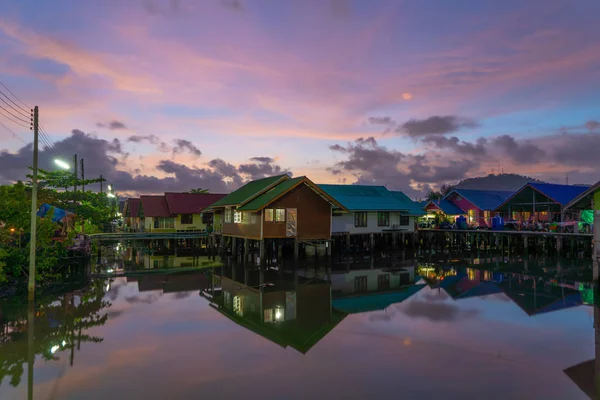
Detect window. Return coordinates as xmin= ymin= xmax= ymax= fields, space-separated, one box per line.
xmin=264 ymin=308 xmax=273 ymax=323
xmin=468 ymin=209 xmax=477 ymax=224
xmin=400 ymin=215 xmax=410 ymax=226
xmin=153 ymin=217 xmax=175 ymax=229
xmin=180 ymin=214 xmax=193 ymax=224
xmin=354 ymin=276 xmax=368 ymax=293
xmin=275 ymin=209 xmax=285 ymax=222
xmin=264 ymin=208 xmax=274 ymax=222
xmin=224 ymin=207 xmax=232 ymax=223
xmin=234 ymin=211 xmax=243 ymax=223
xmin=354 ymin=212 xmax=368 ymax=227
xmin=377 ymin=212 xmax=390 ymax=227
xmin=378 ymin=274 xmax=390 ymax=290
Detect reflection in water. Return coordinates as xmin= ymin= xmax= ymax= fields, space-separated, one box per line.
xmin=0 ymin=253 xmax=598 ymax=399
xmin=0 ymin=281 xmax=111 ymax=398
xmin=202 ymin=265 xmax=346 ymax=354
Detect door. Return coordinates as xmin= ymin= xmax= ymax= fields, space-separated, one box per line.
xmin=286 ymin=208 xmax=297 ymax=237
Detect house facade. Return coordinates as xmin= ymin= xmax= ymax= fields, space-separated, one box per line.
xmin=318 ymin=185 xmax=423 ymax=235
xmin=140 ymin=195 xmax=175 ymax=233
xmin=208 ymin=175 xmax=344 ymax=241
xmin=164 ymin=192 xmax=226 ymax=232
xmin=123 ymin=198 xmax=142 ymax=231
xmin=496 ymin=182 xmax=590 ymax=223
xmin=444 ymin=189 xmax=513 ymax=227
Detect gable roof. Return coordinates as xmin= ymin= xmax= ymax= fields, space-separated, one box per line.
xmin=238 ymin=177 xmax=346 ymax=212
xmin=140 ymin=195 xmax=171 ymax=217
xmin=564 ymin=180 xmax=600 ymax=210
xmin=208 ymin=174 xmax=289 ymax=208
xmin=317 ymin=184 xmax=409 ymax=212
xmin=496 ymin=182 xmax=591 ymax=211
xmin=164 ymin=192 xmax=227 ymax=215
xmin=125 ymin=198 xmax=140 ymax=217
xmin=445 ymin=189 xmax=514 ymax=211
xmin=389 ymin=191 xmax=426 ymax=216
xmin=423 ymin=199 xmax=465 ymax=215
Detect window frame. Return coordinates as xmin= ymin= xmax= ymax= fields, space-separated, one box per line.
xmin=274 ymin=209 xmax=285 ymax=222
xmin=399 ymin=215 xmax=410 ymax=226
xmin=377 ymin=212 xmax=390 ymax=227
xmin=180 ymin=214 xmax=194 ymax=225
xmin=354 ymin=212 xmax=368 ymax=228
xmin=234 ymin=211 xmax=243 ymax=224
xmin=264 ymin=208 xmax=274 ymax=222
xmin=224 ymin=207 xmax=232 ymax=223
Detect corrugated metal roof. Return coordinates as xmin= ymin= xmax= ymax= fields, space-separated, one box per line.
xmin=564 ymin=180 xmax=600 ymax=210
xmin=125 ymin=198 xmax=140 ymax=217
xmin=389 ymin=191 xmax=426 ymax=216
xmin=140 ymin=195 xmax=171 ymax=217
xmin=424 ymin=199 xmax=465 ymax=215
xmin=318 ymin=184 xmax=409 ymax=211
xmin=237 ymin=177 xmax=305 ymax=211
xmin=164 ymin=192 xmax=227 ymax=214
xmin=209 ymin=174 xmax=289 ymax=208
xmin=448 ymin=189 xmax=514 ymax=211
xmin=528 ymin=182 xmax=591 ymax=206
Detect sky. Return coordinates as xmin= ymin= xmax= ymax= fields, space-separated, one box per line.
xmin=0 ymin=0 xmax=599 ymax=198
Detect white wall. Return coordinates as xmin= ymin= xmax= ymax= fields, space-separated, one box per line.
xmin=331 ymin=212 xmax=415 ymax=234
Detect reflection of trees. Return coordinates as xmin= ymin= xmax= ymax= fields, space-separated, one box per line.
xmin=0 ymin=280 xmax=111 ymax=387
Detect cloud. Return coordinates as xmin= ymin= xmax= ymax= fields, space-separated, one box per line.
xmin=398 ymin=115 xmax=479 ymax=137
xmin=127 ymin=134 xmax=170 ymax=153
xmin=0 ymin=129 xmax=290 ymax=194
xmin=328 ymin=137 xmax=478 ymax=197
xmin=368 ymin=116 xmax=394 ymax=125
xmin=585 ymin=120 xmax=600 ymax=132
xmin=552 ymin=132 xmax=600 ymax=167
xmin=97 ymin=120 xmax=127 ymax=130
xmin=421 ymin=135 xmax=488 ymax=157
xmin=249 ymin=157 xmax=275 ymax=163
xmin=493 ymin=135 xmax=546 ymax=164
xmin=172 ymin=139 xmax=201 ymax=157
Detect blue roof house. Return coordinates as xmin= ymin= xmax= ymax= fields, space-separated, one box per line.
xmin=444 ymin=189 xmax=514 ymax=227
xmin=495 ymin=182 xmax=590 ymax=222
xmin=318 ymin=184 xmax=422 ymax=234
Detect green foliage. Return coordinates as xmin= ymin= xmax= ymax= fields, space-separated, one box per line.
xmin=189 ymin=188 xmax=210 ymax=194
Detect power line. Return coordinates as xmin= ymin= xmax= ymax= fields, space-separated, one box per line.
xmin=0 ymin=107 xmax=30 ymax=129
xmin=0 ymin=120 xmax=27 ymax=144
xmin=0 ymin=103 xmax=31 ymax=126
xmin=0 ymin=89 xmax=30 ymax=118
xmin=0 ymin=79 xmax=31 ymax=111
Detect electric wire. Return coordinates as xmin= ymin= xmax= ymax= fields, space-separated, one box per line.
xmin=0 ymin=103 xmax=31 ymax=125
xmin=0 ymin=120 xmax=27 ymax=144
xmin=0 ymin=78 xmax=31 ymax=111
xmin=0 ymin=89 xmax=31 ymax=118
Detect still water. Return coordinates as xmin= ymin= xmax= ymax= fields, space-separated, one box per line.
xmin=1 ymin=251 xmax=598 ymax=399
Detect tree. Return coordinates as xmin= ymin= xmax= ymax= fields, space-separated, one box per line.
xmin=189 ymin=188 xmax=210 ymax=194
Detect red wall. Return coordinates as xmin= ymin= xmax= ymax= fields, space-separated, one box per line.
xmin=446 ymin=193 xmax=489 ymax=227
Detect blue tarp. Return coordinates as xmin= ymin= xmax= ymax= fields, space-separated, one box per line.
xmin=37 ymin=203 xmax=72 ymax=222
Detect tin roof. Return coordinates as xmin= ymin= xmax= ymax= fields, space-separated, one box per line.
xmin=389 ymin=191 xmax=426 ymax=216
xmin=496 ymin=182 xmax=591 ymax=211
xmin=125 ymin=198 xmax=140 ymax=217
xmin=423 ymin=199 xmax=465 ymax=215
xmin=318 ymin=184 xmax=409 ymax=212
xmin=446 ymin=189 xmax=514 ymax=211
xmin=164 ymin=192 xmax=227 ymax=215
xmin=208 ymin=174 xmax=289 ymax=208
xmin=564 ymin=180 xmax=600 ymax=210
xmin=140 ymin=195 xmax=171 ymax=217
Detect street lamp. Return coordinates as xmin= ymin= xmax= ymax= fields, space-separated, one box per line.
xmin=54 ymin=159 xmax=70 ymax=170
xmin=107 ymin=193 xmax=116 ymax=198
xmin=108 ymin=184 xmax=112 ymax=192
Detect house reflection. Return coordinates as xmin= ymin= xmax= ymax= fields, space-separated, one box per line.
xmin=202 ymin=266 xmax=346 ymax=353
xmin=127 ymin=272 xmax=210 ymax=294
xmin=120 ymin=240 xmax=223 ymax=272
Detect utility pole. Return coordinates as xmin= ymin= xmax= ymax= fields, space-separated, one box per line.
xmin=80 ymin=158 xmax=85 ymax=192
xmin=28 ymin=106 xmax=39 ymax=300
xmin=100 ymin=174 xmax=103 ymax=193
xmin=73 ymin=154 xmax=78 ymax=193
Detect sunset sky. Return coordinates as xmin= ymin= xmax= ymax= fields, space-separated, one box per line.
xmin=0 ymin=0 xmax=599 ymax=197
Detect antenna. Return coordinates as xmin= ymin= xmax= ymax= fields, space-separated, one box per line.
xmin=566 ymin=172 xmax=568 ymax=185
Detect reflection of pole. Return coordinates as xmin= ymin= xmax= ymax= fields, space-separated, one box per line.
xmin=28 ymin=106 xmax=39 ymax=300
xmin=27 ymin=299 xmax=35 ymax=400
